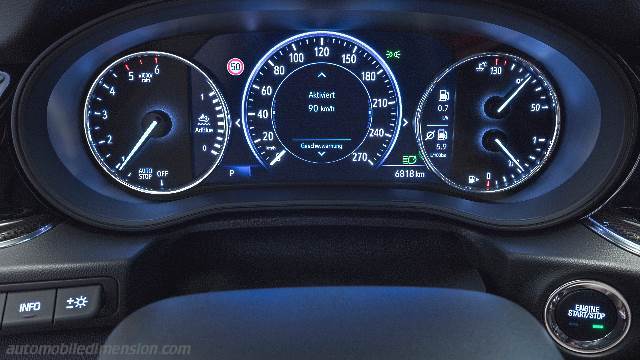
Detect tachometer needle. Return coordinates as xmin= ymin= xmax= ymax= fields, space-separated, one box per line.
xmin=117 ymin=120 xmax=158 ymax=171
xmin=497 ymin=75 xmax=532 ymax=113
xmin=494 ymin=138 xmax=525 ymax=172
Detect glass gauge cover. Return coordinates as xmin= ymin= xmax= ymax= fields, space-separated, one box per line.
xmin=414 ymin=53 xmax=560 ymax=193
xmin=242 ymin=31 xmax=402 ymax=168
xmin=84 ymin=51 xmax=230 ymax=195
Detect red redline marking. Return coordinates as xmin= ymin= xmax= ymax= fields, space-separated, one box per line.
xmin=495 ymin=58 xmax=508 ymax=66
xmin=124 ymin=64 xmax=130 ymax=71
xmin=139 ymin=58 xmax=143 ymax=64
xmin=154 ymin=57 xmax=158 ymax=64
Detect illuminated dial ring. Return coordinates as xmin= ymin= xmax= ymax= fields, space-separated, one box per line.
xmin=242 ymin=31 xmax=402 ymax=168
xmin=415 ymin=52 xmax=560 ymax=193
xmin=83 ymin=51 xmax=230 ymax=195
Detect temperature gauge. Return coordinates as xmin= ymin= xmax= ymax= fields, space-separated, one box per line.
xmin=414 ymin=53 xmax=560 ymax=193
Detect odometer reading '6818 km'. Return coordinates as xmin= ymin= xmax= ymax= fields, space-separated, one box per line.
xmin=242 ymin=31 xmax=402 ymax=168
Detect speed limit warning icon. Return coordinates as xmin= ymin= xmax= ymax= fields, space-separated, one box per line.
xmin=227 ymin=58 xmax=244 ymax=76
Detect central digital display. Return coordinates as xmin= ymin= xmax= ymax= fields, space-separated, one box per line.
xmin=272 ymin=62 xmax=371 ymax=163
xmin=173 ymin=30 xmax=560 ymax=195
xmin=242 ymin=31 xmax=402 ymax=169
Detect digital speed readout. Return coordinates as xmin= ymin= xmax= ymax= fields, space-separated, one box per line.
xmin=79 ymin=31 xmax=563 ymax=197
xmin=242 ymin=31 xmax=402 ymax=168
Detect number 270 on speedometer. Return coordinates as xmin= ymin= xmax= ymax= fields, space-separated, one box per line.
xmin=242 ymin=31 xmax=402 ymax=168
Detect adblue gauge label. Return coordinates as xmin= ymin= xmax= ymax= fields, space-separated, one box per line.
xmin=83 ymin=51 xmax=231 ymax=195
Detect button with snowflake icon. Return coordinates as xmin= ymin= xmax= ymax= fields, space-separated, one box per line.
xmin=54 ymin=285 xmax=102 ymax=323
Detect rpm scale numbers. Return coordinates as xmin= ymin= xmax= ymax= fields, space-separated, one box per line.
xmin=84 ymin=43 xmax=560 ymax=196
xmin=242 ymin=31 xmax=402 ymax=168
xmin=84 ymin=51 xmax=230 ymax=195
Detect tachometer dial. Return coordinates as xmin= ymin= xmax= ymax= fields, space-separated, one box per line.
xmin=415 ymin=53 xmax=560 ymax=193
xmin=242 ymin=31 xmax=402 ymax=168
xmin=84 ymin=51 xmax=230 ymax=195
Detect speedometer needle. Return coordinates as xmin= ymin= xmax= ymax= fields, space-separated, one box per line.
xmin=269 ymin=150 xmax=286 ymax=166
xmin=496 ymin=75 xmax=531 ymax=114
xmin=117 ymin=120 xmax=158 ymax=171
xmin=494 ymin=138 xmax=525 ymax=172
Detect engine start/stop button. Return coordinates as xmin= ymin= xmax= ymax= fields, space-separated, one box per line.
xmin=555 ymin=289 xmax=617 ymax=341
xmin=544 ymin=280 xmax=630 ymax=354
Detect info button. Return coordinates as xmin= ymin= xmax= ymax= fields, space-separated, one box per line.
xmin=2 ymin=289 xmax=56 ymax=329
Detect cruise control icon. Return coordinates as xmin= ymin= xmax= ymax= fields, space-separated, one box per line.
xmin=65 ymin=295 xmax=89 ymax=310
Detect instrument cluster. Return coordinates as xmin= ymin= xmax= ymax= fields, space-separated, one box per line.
xmin=11 ymin=2 xmax=637 ymax=229
xmin=83 ymin=31 xmax=561 ymax=196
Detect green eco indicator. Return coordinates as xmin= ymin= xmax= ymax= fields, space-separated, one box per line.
xmin=592 ymin=324 xmax=605 ymax=330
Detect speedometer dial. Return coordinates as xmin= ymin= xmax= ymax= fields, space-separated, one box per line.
xmin=242 ymin=31 xmax=402 ymax=167
xmin=84 ymin=51 xmax=230 ymax=195
xmin=415 ymin=53 xmax=560 ymax=193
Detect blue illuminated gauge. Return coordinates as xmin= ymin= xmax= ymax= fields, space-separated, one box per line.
xmin=415 ymin=53 xmax=560 ymax=193
xmin=84 ymin=51 xmax=230 ymax=195
xmin=242 ymin=31 xmax=402 ymax=167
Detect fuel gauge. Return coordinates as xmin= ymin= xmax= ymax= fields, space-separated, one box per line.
xmin=414 ymin=53 xmax=560 ymax=193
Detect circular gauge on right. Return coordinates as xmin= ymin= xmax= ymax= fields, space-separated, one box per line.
xmin=415 ymin=53 xmax=560 ymax=193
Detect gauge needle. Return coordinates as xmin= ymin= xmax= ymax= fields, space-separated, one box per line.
xmin=269 ymin=150 xmax=286 ymax=166
xmin=117 ymin=120 xmax=158 ymax=171
xmin=494 ymin=138 xmax=525 ymax=172
xmin=497 ymin=75 xmax=532 ymax=113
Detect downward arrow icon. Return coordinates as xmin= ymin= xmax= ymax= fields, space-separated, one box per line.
xmin=318 ymin=151 xmax=326 ymax=157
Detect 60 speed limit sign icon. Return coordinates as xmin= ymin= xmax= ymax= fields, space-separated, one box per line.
xmin=227 ymin=58 xmax=244 ymax=76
